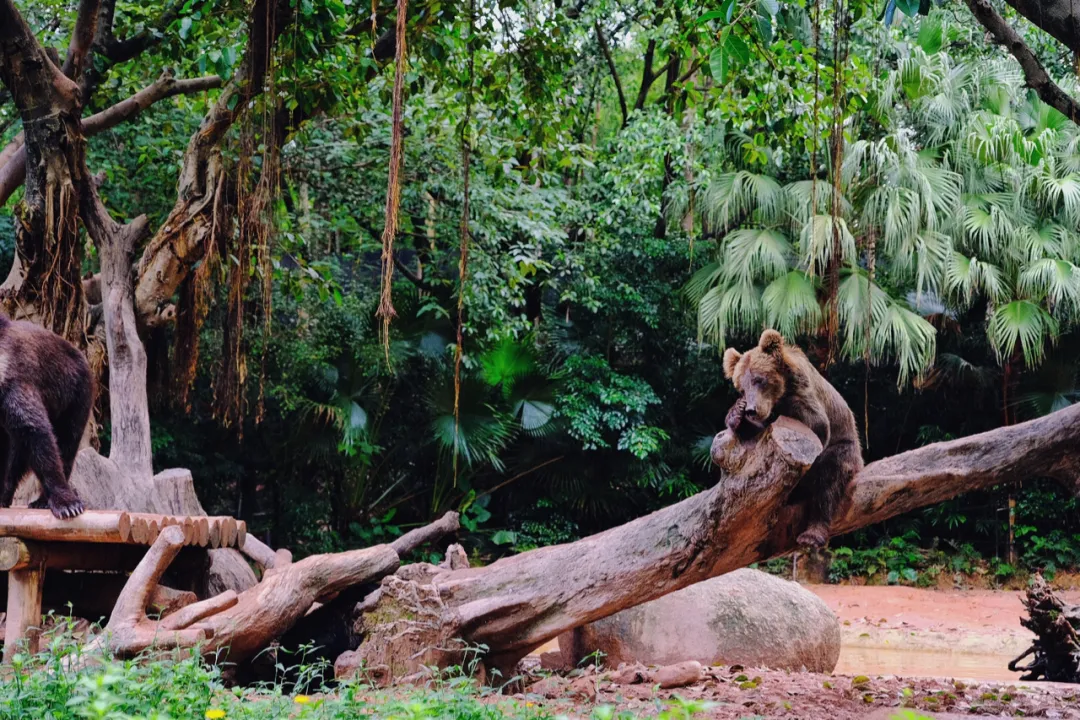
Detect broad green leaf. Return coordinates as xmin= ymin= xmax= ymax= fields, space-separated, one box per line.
xmin=757 ymin=0 xmax=780 ymax=16
xmin=709 ymin=47 xmax=726 ymax=82
xmin=179 ymin=17 xmax=192 ymax=40
xmin=916 ymin=17 xmax=943 ymax=52
xmin=895 ymin=0 xmax=919 ymax=17
xmin=756 ymin=11 xmax=773 ymax=45
xmin=492 ymin=530 xmax=516 ymax=546
xmin=726 ymin=34 xmax=751 ymax=66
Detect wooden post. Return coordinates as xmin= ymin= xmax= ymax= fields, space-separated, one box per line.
xmin=3 ymin=543 xmax=45 ymax=664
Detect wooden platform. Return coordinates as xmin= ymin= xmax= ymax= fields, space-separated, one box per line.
xmin=0 ymin=509 xmax=246 ymax=664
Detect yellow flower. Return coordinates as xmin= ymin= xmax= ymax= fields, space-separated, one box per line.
xmin=294 ymin=695 xmax=311 ymax=705
xmin=526 ymin=702 xmax=535 ymax=708
xmin=205 ymin=710 xmax=226 ymax=720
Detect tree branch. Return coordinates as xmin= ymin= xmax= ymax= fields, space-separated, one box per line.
xmin=0 ymin=72 xmax=223 ymax=206
xmin=61 ymin=0 xmax=102 ymax=80
xmin=1003 ymin=0 xmax=1080 ymax=54
xmin=595 ymin=22 xmax=628 ymax=127
xmin=966 ymin=0 xmax=1080 ymax=123
xmin=633 ymin=39 xmax=657 ymax=112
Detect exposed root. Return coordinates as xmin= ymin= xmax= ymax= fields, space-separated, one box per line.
xmin=1008 ymin=574 xmax=1080 ymax=683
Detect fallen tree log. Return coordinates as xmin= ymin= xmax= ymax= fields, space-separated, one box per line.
xmin=1009 ymin=575 xmax=1080 ymax=683
xmin=81 ymin=512 xmax=459 ymax=664
xmin=349 ymin=403 xmax=1080 ymax=680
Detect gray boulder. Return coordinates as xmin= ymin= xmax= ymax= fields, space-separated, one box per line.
xmin=558 ymin=568 xmax=840 ymax=673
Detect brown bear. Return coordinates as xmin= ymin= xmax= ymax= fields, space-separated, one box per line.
xmin=0 ymin=313 xmax=92 ymax=519
xmin=722 ymin=329 xmax=862 ymax=548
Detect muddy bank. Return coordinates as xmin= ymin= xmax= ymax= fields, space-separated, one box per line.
xmin=533 ymin=584 xmax=1080 ymax=684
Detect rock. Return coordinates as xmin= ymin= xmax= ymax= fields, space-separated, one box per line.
xmin=334 ymin=650 xmax=390 ymax=686
xmin=610 ymin=664 xmax=652 ymax=685
xmin=559 ymin=568 xmax=840 ymax=673
xmin=440 ymin=544 xmax=469 ymax=570
xmin=526 ymin=675 xmax=568 ymax=699
xmin=539 ymin=650 xmax=568 ymax=671
xmin=655 ymin=661 xmax=702 ymax=689
xmin=567 ymin=675 xmax=598 ymax=701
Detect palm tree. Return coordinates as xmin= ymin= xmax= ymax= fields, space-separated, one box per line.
xmin=682 ymin=17 xmax=1080 ymax=387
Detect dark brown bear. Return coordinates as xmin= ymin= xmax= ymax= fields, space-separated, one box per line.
xmin=0 ymin=314 xmax=92 ymax=519
xmin=723 ymin=329 xmax=862 ymax=548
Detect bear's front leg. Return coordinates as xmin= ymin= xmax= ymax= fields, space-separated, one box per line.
xmin=725 ymin=397 xmax=760 ymax=440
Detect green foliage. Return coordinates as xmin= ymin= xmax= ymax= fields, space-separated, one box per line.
xmin=4 ymin=0 xmax=1079 ymax=578
xmin=556 ymin=356 xmax=667 ymax=459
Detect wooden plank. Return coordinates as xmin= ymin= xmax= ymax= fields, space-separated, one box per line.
xmin=221 ymin=518 xmax=236 ymax=548
xmin=0 ymin=510 xmax=132 ymax=544
xmin=2 ymin=538 xmax=145 ymax=573
xmin=0 ymin=537 xmax=32 ymax=572
xmin=3 ymin=563 xmax=45 ymax=663
xmin=195 ymin=518 xmax=210 ymax=547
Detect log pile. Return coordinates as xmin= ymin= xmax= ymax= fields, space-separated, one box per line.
xmin=0 ymin=509 xmax=246 ymax=548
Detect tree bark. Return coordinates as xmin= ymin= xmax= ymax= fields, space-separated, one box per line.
xmin=0 ymin=0 xmax=92 ymax=342
xmin=1002 ymin=0 xmax=1080 ymax=54
xmin=351 ymin=403 xmax=1080 ymax=680
xmin=0 ymin=72 xmax=222 ymax=206
xmin=965 ymin=0 xmax=1080 ymax=123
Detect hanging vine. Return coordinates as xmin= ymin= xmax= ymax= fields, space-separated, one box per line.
xmin=825 ymin=0 xmax=849 ymax=369
xmin=453 ymin=0 xmax=477 ymax=486
xmin=375 ymin=0 xmax=410 ymax=361
xmin=864 ymin=227 xmax=876 ymax=448
xmin=809 ymin=0 xmax=821 ymax=259
xmin=212 ymin=0 xmax=279 ymax=433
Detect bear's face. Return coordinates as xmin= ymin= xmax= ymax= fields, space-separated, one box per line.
xmin=723 ymin=329 xmax=788 ymax=427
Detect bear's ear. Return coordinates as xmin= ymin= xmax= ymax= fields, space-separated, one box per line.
xmin=759 ymin=329 xmax=783 ymax=355
xmin=722 ymin=348 xmax=742 ymax=379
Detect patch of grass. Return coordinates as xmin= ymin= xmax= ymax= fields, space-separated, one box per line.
xmin=0 ymin=625 xmax=556 ymax=720
xmin=0 ymin=626 xmax=721 ymax=720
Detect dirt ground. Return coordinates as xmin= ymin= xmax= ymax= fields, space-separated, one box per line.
xmin=524 ymin=584 xmax=1080 ymax=719
xmin=523 ymin=664 xmax=1080 ymax=719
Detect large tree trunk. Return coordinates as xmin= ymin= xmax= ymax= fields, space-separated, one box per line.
xmin=0 ymin=0 xmax=97 ymax=342
xmin=350 ymin=404 xmax=1080 ymax=680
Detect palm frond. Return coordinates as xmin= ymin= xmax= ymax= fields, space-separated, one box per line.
xmin=700 ymin=171 xmax=785 ymax=230
xmin=800 ymin=215 xmax=856 ymax=276
xmin=722 ymin=228 xmax=793 ymax=284
xmin=762 ymin=270 xmax=822 ymax=338
xmin=987 ymin=299 xmax=1059 ymax=367
xmin=871 ymin=301 xmax=938 ymax=387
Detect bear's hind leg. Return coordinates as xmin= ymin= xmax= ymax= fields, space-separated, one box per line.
xmin=0 ymin=432 xmax=25 ymax=508
xmin=796 ymin=441 xmax=857 ymax=549
xmin=2 ymin=386 xmax=83 ymax=519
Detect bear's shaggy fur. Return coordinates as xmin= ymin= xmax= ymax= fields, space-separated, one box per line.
xmin=723 ymin=329 xmax=862 ymax=548
xmin=0 ymin=314 xmax=92 ymax=518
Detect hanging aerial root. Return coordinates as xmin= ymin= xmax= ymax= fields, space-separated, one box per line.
xmin=452 ymin=0 xmax=476 ymax=483
xmin=376 ymin=0 xmax=410 ymax=361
